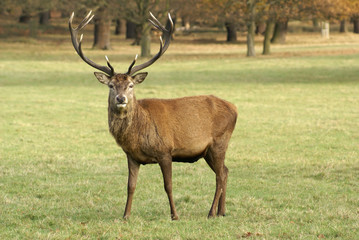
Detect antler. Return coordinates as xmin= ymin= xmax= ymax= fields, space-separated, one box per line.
xmin=69 ymin=11 xmax=115 ymax=76
xmin=127 ymin=12 xmax=174 ymax=76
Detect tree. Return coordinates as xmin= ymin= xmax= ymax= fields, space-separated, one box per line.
xmin=271 ymin=20 xmax=288 ymax=43
xmin=268 ymin=0 xmax=301 ymax=44
xmin=126 ymin=21 xmax=137 ymax=39
xmin=65 ymin=0 xmax=119 ymax=50
xmin=18 ymin=0 xmax=58 ymax=24
xmin=84 ymin=0 xmax=118 ymax=50
xmin=115 ymin=18 xmax=126 ymax=35
xmin=260 ymin=0 xmax=276 ymax=55
xmin=39 ymin=10 xmax=50 ymax=25
xmin=262 ymin=21 xmax=275 ymax=55
xmin=339 ymin=19 xmax=348 ymax=33
xmin=261 ymin=0 xmax=310 ymax=54
xmin=0 ymin=0 xmax=63 ymax=38
xmin=225 ymin=21 xmax=237 ymax=42
xmin=171 ymin=0 xmax=199 ymax=31
xmin=118 ymin=0 xmax=170 ymax=57
xmin=246 ymin=0 xmax=257 ymax=56
xmin=93 ymin=7 xmax=111 ymax=49
xmin=197 ymin=0 xmax=244 ymax=42
xmin=347 ymin=0 xmax=359 ymax=33
xmin=304 ymin=0 xmax=352 ymax=34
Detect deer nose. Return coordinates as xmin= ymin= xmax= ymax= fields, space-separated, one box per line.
xmin=116 ymin=95 xmax=127 ymax=104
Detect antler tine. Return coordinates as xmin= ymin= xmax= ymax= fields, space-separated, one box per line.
xmin=69 ymin=11 xmax=115 ymax=76
xmin=69 ymin=12 xmax=75 ymax=28
xmin=127 ymin=54 xmax=138 ymax=75
xmin=148 ymin=12 xmax=167 ymax=32
xmin=161 ymin=13 xmax=173 ymax=54
xmin=77 ymin=11 xmax=94 ymax=30
xmin=105 ymin=56 xmax=115 ymax=76
xmin=128 ymin=12 xmax=173 ymax=76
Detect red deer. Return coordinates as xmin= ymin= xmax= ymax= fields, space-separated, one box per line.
xmin=69 ymin=11 xmax=237 ymax=220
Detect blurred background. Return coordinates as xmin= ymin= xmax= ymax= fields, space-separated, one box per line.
xmin=1 ymin=0 xmax=358 ymax=57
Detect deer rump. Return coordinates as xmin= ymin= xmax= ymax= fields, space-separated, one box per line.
xmin=119 ymin=95 xmax=237 ymax=165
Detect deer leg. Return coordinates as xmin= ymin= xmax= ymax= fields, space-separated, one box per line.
xmin=208 ymin=173 xmax=224 ymax=218
xmin=159 ymin=159 xmax=179 ymax=220
xmin=217 ymin=166 xmax=228 ymax=216
xmin=205 ymin=148 xmax=226 ymax=218
xmin=123 ymin=155 xmax=140 ymax=220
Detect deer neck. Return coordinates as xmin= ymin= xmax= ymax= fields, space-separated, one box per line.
xmin=108 ymin=96 xmax=141 ymax=144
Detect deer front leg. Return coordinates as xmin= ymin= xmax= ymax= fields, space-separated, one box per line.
xmin=123 ymin=155 xmax=140 ymax=220
xmin=159 ymin=159 xmax=179 ymax=220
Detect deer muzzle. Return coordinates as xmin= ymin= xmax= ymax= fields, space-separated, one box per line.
xmin=116 ymin=95 xmax=128 ymax=108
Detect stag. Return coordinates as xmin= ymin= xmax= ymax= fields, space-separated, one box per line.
xmin=69 ymin=11 xmax=237 ymax=220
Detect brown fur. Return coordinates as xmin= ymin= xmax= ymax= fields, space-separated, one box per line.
xmin=96 ymin=72 xmax=237 ymax=220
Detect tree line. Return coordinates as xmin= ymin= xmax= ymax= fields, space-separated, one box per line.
xmin=1 ymin=0 xmax=358 ymax=57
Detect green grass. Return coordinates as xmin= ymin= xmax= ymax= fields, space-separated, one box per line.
xmin=1 ymin=34 xmax=359 ymax=239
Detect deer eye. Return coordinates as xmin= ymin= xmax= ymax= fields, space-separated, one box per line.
xmin=108 ymin=83 xmax=114 ymax=89
xmin=129 ymin=84 xmax=134 ymax=89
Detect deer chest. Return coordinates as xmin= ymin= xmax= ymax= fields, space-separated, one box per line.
xmin=116 ymin=130 xmax=164 ymax=165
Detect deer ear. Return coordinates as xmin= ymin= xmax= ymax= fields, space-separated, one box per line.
xmin=94 ymin=72 xmax=111 ymax=85
xmin=132 ymin=72 xmax=148 ymax=84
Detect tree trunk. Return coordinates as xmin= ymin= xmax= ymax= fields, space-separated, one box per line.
xmin=131 ymin=24 xmax=142 ymax=46
xmin=339 ymin=20 xmax=348 ymax=33
xmin=93 ymin=8 xmax=111 ymax=50
xmin=126 ymin=21 xmax=137 ymax=39
xmin=247 ymin=21 xmax=256 ymax=56
xmin=115 ymin=19 xmax=120 ymax=35
xmin=353 ymin=18 xmax=359 ymax=34
xmin=225 ymin=21 xmax=237 ymax=42
xmin=115 ymin=19 xmax=126 ymax=35
xmin=39 ymin=11 xmax=50 ymax=25
xmin=312 ymin=18 xmax=320 ymax=31
xmin=246 ymin=0 xmax=256 ymax=57
xmin=262 ymin=20 xmax=275 ymax=55
xmin=271 ymin=20 xmax=288 ymax=44
xmin=19 ymin=12 xmax=31 ymax=23
xmin=141 ymin=23 xmax=151 ymax=57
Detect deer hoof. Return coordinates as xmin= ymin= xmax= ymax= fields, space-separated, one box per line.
xmin=208 ymin=210 xmax=217 ymax=218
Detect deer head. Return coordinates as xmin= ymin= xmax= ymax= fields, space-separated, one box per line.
xmin=94 ymin=72 xmax=147 ymax=115
xmin=69 ymin=11 xmax=173 ymax=114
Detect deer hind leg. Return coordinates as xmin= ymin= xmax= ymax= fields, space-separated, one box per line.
xmin=204 ymin=145 xmax=228 ymax=218
xmin=217 ymin=165 xmax=228 ymax=216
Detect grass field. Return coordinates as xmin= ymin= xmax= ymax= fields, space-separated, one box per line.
xmin=1 ymin=31 xmax=359 ymax=239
